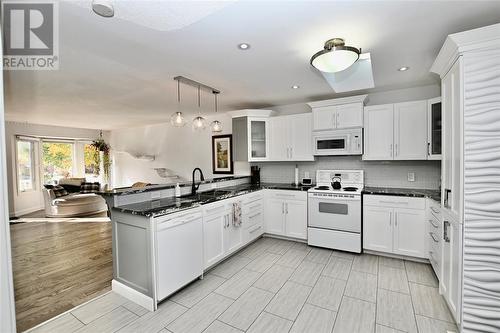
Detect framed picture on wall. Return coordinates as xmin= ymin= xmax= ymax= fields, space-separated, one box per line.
xmin=212 ymin=134 xmax=233 ymax=174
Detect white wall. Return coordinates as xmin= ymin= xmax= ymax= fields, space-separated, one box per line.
xmin=5 ymin=121 xmax=104 ymax=216
xmin=110 ymin=113 xmax=250 ymax=187
xmin=110 ymin=84 xmax=441 ymax=188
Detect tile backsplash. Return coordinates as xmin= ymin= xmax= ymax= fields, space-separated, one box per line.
xmin=253 ymin=156 xmax=441 ymax=189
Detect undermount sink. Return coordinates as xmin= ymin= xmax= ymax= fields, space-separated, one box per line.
xmin=180 ymin=189 xmax=232 ymax=203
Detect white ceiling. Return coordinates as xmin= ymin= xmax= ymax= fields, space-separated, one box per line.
xmin=4 ymin=1 xmax=500 ymax=130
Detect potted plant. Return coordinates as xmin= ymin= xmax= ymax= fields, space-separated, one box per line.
xmin=91 ymin=137 xmax=111 ymax=183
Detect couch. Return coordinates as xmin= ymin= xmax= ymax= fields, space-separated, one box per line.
xmin=43 ymin=178 xmax=108 ymax=218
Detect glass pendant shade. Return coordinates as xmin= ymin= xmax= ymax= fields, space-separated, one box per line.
xmin=192 ymin=116 xmax=206 ymax=130
xmin=170 ymin=112 xmax=187 ymax=127
xmin=310 ymin=38 xmax=360 ymax=73
xmin=211 ymin=120 xmax=222 ymax=133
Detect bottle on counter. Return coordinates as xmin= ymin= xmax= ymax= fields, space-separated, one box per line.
xmin=175 ymin=183 xmax=181 ymax=197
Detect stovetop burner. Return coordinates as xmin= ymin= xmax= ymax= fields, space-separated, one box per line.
xmin=343 ymin=187 xmax=358 ymax=192
xmin=314 ymin=186 xmax=330 ymax=191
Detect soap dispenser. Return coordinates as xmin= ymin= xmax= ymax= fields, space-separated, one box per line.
xmin=175 ymin=183 xmax=181 ymax=197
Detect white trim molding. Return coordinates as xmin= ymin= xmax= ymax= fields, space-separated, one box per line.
xmin=112 ymin=279 xmax=155 ymax=312
xmin=307 ymin=94 xmax=368 ymax=108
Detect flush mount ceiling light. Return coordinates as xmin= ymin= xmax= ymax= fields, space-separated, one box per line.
xmin=237 ymin=43 xmax=250 ymax=50
xmin=398 ymin=66 xmax=410 ymax=71
xmin=92 ymin=0 xmax=114 ymax=18
xmin=170 ymin=79 xmax=187 ymax=127
xmin=310 ymin=38 xmax=361 ymax=73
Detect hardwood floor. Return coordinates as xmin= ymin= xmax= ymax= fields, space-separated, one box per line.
xmin=10 ymin=221 xmax=112 ymax=332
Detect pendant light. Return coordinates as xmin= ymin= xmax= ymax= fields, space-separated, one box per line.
xmin=210 ymin=92 xmax=222 ymax=133
xmin=192 ymin=85 xmax=206 ymax=131
xmin=310 ymin=38 xmax=361 ymax=73
xmin=170 ymin=79 xmax=187 ymax=127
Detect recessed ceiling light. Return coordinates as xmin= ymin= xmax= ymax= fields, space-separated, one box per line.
xmin=398 ymin=66 xmax=410 ymax=72
xmin=237 ymin=43 xmax=250 ymax=50
xmin=92 ymin=0 xmax=114 ymax=18
xmin=291 ymin=85 xmax=300 ymax=89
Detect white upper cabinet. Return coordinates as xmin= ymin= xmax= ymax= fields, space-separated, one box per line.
xmin=363 ymin=104 xmax=394 ymax=160
xmin=427 ymin=97 xmax=442 ymax=160
xmin=363 ymin=100 xmax=429 ymax=160
xmin=394 ymin=100 xmax=428 ymax=160
xmin=335 ymin=103 xmax=364 ymax=129
xmin=268 ymin=113 xmax=314 ymax=161
xmin=232 ymin=116 xmax=270 ymax=162
xmin=308 ymin=95 xmax=368 ymax=131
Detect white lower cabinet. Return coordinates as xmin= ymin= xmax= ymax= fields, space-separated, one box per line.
xmin=203 ymin=192 xmax=264 ymax=269
xmin=264 ymin=190 xmax=307 ymax=240
xmin=363 ymin=195 xmax=426 ymax=258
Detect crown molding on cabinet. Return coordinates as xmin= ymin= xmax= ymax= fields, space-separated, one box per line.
xmin=307 ymin=94 xmax=368 ymax=108
xmin=226 ymin=109 xmax=276 ymax=118
xmin=430 ymin=22 xmax=500 ymax=77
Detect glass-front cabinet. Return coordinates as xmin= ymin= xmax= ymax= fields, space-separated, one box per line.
xmin=249 ymin=119 xmax=267 ymax=159
xmin=427 ymin=97 xmax=442 ymax=160
xmin=232 ymin=116 xmax=269 ymax=162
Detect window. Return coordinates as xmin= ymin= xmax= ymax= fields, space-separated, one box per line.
xmin=16 ymin=139 xmax=36 ymax=192
xmin=42 ymin=141 xmax=74 ymax=184
xmin=84 ymin=143 xmax=99 ymax=181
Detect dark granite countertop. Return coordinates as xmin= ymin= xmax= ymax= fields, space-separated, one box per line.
xmin=113 ymin=182 xmax=313 ymax=217
xmin=362 ymin=186 xmax=441 ymax=202
xmin=100 ymin=176 xmax=250 ymax=196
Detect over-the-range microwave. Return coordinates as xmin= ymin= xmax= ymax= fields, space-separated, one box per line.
xmin=312 ymin=128 xmax=363 ymax=156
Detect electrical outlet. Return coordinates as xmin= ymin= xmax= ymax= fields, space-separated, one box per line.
xmin=407 ymin=172 xmax=415 ymax=182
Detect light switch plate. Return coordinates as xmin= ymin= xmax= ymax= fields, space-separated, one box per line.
xmin=407 ymin=172 xmax=415 ymax=182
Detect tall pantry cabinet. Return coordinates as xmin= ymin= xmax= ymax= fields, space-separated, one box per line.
xmin=431 ymin=23 xmax=500 ymax=332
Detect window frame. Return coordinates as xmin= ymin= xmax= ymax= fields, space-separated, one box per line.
xmin=15 ymin=137 xmax=37 ymax=194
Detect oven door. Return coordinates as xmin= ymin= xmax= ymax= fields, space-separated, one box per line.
xmin=313 ymin=134 xmax=349 ymax=155
xmin=308 ymin=194 xmax=361 ymax=233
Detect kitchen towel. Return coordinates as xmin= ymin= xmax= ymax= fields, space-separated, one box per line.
xmin=232 ymin=201 xmax=242 ymax=227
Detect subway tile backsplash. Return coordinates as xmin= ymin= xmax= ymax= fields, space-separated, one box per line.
xmin=253 ymin=156 xmax=441 ymax=190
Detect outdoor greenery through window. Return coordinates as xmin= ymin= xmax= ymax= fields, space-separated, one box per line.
xmin=42 ymin=142 xmax=74 ymax=184
xmin=84 ymin=143 xmax=99 ymax=180
xmin=16 ymin=140 xmax=35 ymax=192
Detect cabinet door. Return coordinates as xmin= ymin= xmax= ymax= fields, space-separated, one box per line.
xmin=427 ymin=97 xmax=442 ymax=160
xmin=284 ymin=200 xmax=307 ymax=240
xmin=393 ymin=208 xmax=426 ymax=258
xmin=363 ymin=104 xmax=394 ymax=160
xmin=248 ymin=118 xmax=269 ymax=161
xmin=363 ymin=206 xmax=393 ymax=253
xmin=203 ymin=212 xmax=226 ymax=268
xmin=265 ymin=199 xmax=285 ymax=236
xmin=225 ymin=212 xmax=244 ymax=254
xmin=335 ymin=103 xmax=363 ymax=128
xmin=447 ymin=218 xmax=462 ymax=323
xmin=312 ymin=106 xmax=336 ymax=131
xmin=394 ymin=101 xmax=428 ymax=160
xmin=268 ymin=117 xmax=288 ymax=161
xmin=288 ymin=113 xmax=314 ymax=161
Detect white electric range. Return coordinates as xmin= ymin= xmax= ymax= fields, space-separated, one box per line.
xmin=307 ymin=169 xmax=364 ymax=253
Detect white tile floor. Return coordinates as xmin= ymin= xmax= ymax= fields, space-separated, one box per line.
xmin=29 ymin=237 xmax=458 ymax=333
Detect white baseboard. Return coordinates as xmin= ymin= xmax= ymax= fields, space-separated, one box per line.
xmin=13 ymin=205 xmax=44 ymax=218
xmin=112 ymin=279 xmax=155 ymax=311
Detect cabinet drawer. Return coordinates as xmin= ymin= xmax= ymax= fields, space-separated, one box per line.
xmin=363 ymin=195 xmax=425 ymax=210
xmin=244 ymin=210 xmax=263 ymax=229
xmin=428 ymin=200 xmax=441 ymax=220
xmin=242 ymin=192 xmax=264 ymax=205
xmin=428 ymin=215 xmax=440 ymax=233
xmin=267 ymin=190 xmax=307 ymax=201
xmin=242 ymin=201 xmax=263 ymax=215
xmin=202 ymin=202 xmax=228 ymax=217
xmin=244 ymin=224 xmax=264 ymax=243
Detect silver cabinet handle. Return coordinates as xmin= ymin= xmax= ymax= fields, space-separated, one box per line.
xmin=427 ymin=142 xmax=431 ymax=156
xmin=389 ymin=211 xmax=392 ymax=226
xmin=380 ymin=200 xmax=408 ymax=205
xmin=287 ymin=148 xmax=290 ymax=159
xmin=285 ymin=203 xmax=289 ymax=214
xmin=223 ymin=215 xmax=227 ymax=228
xmin=395 ymin=213 xmax=398 ymax=227
xmin=444 ymin=189 xmax=451 ymax=208
xmin=389 ymin=144 xmax=393 ymax=157
xmin=430 ymin=207 xmax=440 ymax=214
xmin=282 ymin=202 xmax=284 ymax=214
xmin=290 ymin=147 xmax=293 ymax=159
xmin=428 ymin=219 xmax=438 ymax=228
xmin=443 ymin=220 xmax=450 ymax=242
xmin=429 ymin=232 xmax=439 ymax=243
xmin=395 ymin=143 xmax=399 ymax=157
